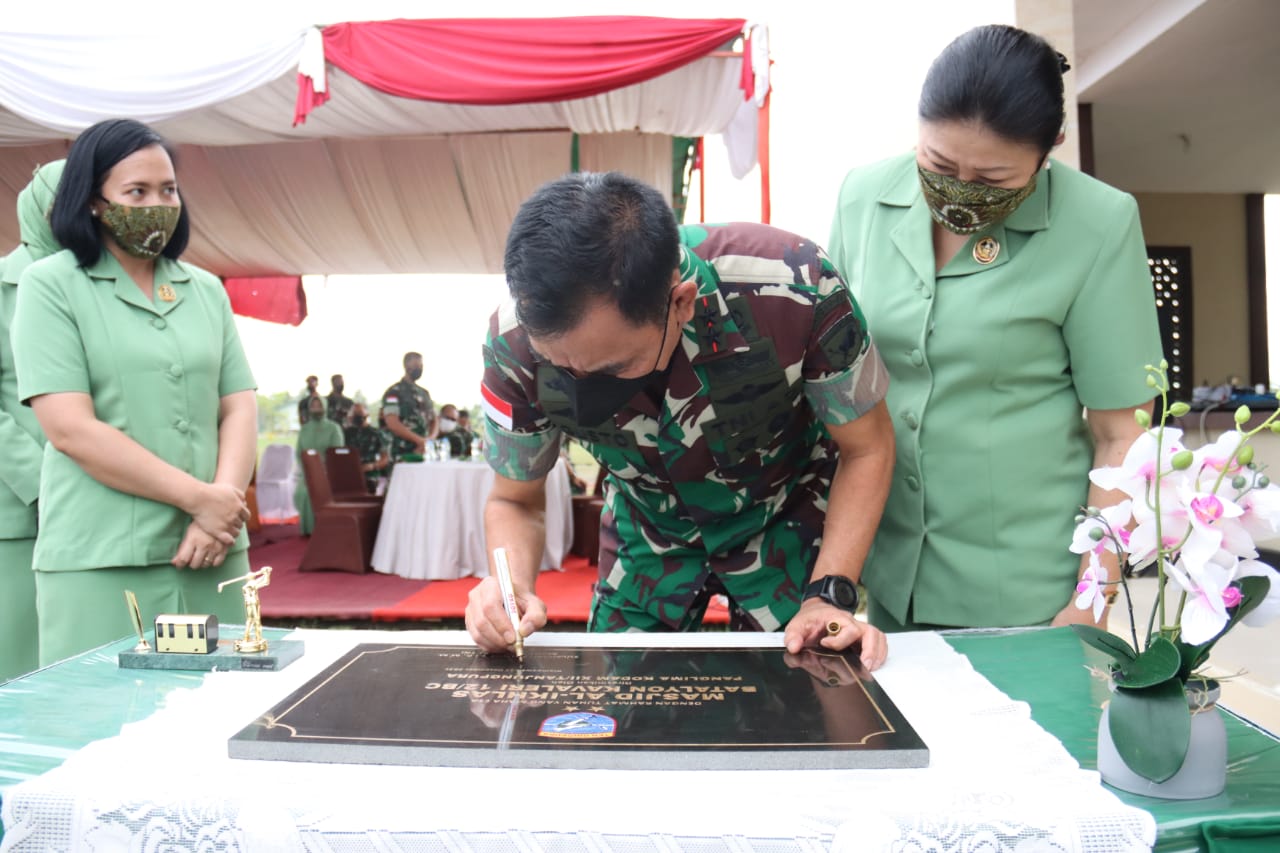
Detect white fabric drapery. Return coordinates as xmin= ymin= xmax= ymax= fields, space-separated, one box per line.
xmin=0 ymin=630 xmax=1156 ymax=852
xmin=255 ymin=443 xmax=297 ymax=523
xmin=0 ymin=36 xmax=749 ymax=277
xmin=0 ymin=131 xmax=677 ymax=276
xmin=176 ymin=131 xmax=667 ymax=277
xmin=0 ymin=26 xmax=309 ymax=134
xmin=0 ymin=39 xmax=747 ymax=144
xmin=371 ymin=459 xmax=573 ymax=580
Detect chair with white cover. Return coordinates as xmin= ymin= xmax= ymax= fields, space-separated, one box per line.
xmin=256 ymin=443 xmax=297 ymax=522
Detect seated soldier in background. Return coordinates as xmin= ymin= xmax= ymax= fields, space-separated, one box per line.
xmin=439 ymin=403 xmax=468 ymax=458
xmin=344 ymin=403 xmax=390 ymax=493
xmin=295 ymin=396 xmax=345 ymax=534
xmin=454 ymin=409 xmax=477 ymax=458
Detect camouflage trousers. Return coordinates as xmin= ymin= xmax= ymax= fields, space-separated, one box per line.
xmin=587 ymin=481 xmax=828 ymax=633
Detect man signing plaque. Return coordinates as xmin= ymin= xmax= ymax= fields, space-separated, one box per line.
xmin=468 ymin=173 xmax=894 ymax=670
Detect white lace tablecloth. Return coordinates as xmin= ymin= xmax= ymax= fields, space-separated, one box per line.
xmin=0 ymin=630 xmax=1155 ymax=852
xmin=372 ymin=458 xmax=574 ymax=580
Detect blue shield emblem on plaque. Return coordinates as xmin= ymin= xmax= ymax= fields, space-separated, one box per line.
xmin=539 ymin=712 xmax=617 ymax=739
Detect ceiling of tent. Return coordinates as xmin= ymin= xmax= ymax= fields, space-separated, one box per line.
xmin=0 ymin=25 xmax=756 ymax=277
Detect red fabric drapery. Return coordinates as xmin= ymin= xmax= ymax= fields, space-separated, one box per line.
xmin=295 ymin=16 xmax=746 ymax=124
xmin=224 ymin=276 xmax=308 ymax=326
xmin=293 ymin=78 xmax=330 ymax=127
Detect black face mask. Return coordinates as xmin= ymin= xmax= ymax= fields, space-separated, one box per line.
xmin=555 ymin=293 xmax=674 ymax=428
xmin=557 ymin=370 xmax=663 ymax=427
xmin=407 ymin=366 xmax=423 ymax=381
xmin=352 ymin=415 xmax=366 ymax=426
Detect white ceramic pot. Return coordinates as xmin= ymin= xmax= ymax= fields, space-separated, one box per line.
xmin=1096 ymin=682 xmax=1227 ymax=800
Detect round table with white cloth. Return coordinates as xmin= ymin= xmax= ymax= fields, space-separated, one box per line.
xmin=372 ymin=458 xmax=573 ymax=580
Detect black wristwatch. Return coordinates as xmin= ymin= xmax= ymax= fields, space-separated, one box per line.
xmin=803 ymin=575 xmax=860 ymax=613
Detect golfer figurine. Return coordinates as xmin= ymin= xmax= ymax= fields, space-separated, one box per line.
xmin=218 ymin=566 xmax=273 ymax=654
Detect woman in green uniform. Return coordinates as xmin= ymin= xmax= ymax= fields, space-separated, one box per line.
xmin=13 ymin=119 xmax=258 ymax=665
xmin=828 ymin=25 xmax=1163 ymax=631
xmin=0 ymin=159 xmax=63 ymax=681
xmin=294 ymin=395 xmax=345 ymax=535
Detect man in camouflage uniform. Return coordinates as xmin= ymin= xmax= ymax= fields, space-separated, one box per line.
xmin=468 ymin=173 xmax=894 ymax=670
xmin=325 ymin=374 xmax=354 ymax=425
xmin=379 ymin=351 xmax=436 ymax=464
xmin=296 ymin=375 xmax=319 ymax=425
xmin=344 ymin=403 xmax=389 ymax=493
xmin=454 ymin=409 xmax=477 ymax=458
xmin=438 ymin=403 xmax=470 ymax=459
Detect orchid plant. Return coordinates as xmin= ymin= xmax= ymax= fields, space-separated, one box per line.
xmin=1070 ymin=363 xmax=1280 ymax=783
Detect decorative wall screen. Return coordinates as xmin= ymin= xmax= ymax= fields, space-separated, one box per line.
xmin=1147 ymin=246 xmax=1193 ymax=401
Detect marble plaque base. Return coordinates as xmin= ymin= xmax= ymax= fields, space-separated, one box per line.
xmin=229 ymin=643 xmax=928 ymax=770
xmin=120 ymin=637 xmax=304 ymax=672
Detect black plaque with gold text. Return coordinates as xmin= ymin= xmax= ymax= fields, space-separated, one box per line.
xmin=228 ymin=643 xmax=928 ymax=770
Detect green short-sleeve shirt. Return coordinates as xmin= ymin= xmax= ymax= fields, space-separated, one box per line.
xmin=828 ymin=153 xmax=1162 ymax=628
xmin=13 ymin=250 xmax=257 ymax=570
xmin=0 ymin=251 xmax=47 ymax=538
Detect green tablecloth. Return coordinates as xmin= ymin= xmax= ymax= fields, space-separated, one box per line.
xmin=0 ymin=627 xmax=287 ymax=790
xmin=948 ymin=628 xmax=1280 ymax=853
xmin=2 ymin=627 xmax=1278 ymax=850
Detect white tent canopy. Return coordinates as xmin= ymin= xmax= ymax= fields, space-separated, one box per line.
xmin=0 ymin=19 xmax=766 ymax=277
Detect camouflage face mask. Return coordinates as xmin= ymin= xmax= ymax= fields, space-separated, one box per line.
xmin=99 ymin=201 xmax=181 ymax=259
xmin=918 ymin=166 xmax=1037 ymax=235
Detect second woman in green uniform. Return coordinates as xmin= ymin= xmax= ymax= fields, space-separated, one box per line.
xmin=828 ymin=25 xmax=1163 ymax=631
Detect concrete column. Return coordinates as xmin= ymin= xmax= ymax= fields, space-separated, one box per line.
xmin=1016 ymin=0 xmax=1080 ymax=168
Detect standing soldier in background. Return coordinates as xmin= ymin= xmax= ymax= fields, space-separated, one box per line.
xmin=296 ymin=374 xmax=319 ymax=425
xmin=325 ymin=373 xmax=354 ymax=425
xmin=379 ymin=351 xmax=436 ymax=464
xmin=344 ymin=402 xmax=390 ymax=493
xmin=0 ymin=159 xmax=63 ymax=680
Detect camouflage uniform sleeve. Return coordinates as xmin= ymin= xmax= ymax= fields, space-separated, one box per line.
xmin=801 ymin=256 xmax=889 ymax=426
xmin=381 ymin=384 xmax=401 ymax=420
xmin=481 ymin=301 xmax=561 ymax=481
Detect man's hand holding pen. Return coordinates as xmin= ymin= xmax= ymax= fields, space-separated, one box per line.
xmin=465 ymin=547 xmax=546 ymax=658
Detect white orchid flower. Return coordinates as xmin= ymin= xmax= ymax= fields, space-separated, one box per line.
xmin=1070 ymin=500 xmax=1133 ymax=557
xmin=1234 ymin=559 xmax=1280 ymax=626
xmin=1176 ymin=484 xmax=1245 ymax=572
xmin=1074 ymin=552 xmax=1110 ymax=622
xmin=1236 ymin=483 xmax=1280 ymax=542
xmin=1164 ymin=558 xmax=1232 ymax=645
xmin=1189 ymin=430 xmax=1246 ymax=488
xmin=1127 ymin=496 xmax=1190 ymax=571
xmin=1090 ymin=428 xmax=1187 ymax=505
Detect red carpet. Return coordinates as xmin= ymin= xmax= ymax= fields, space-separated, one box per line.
xmin=250 ymin=525 xmax=727 ymax=625
xmin=371 ymin=556 xmax=599 ymax=622
xmin=251 ymin=524 xmax=428 ymax=621
xmin=371 ymin=556 xmax=728 ymax=624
